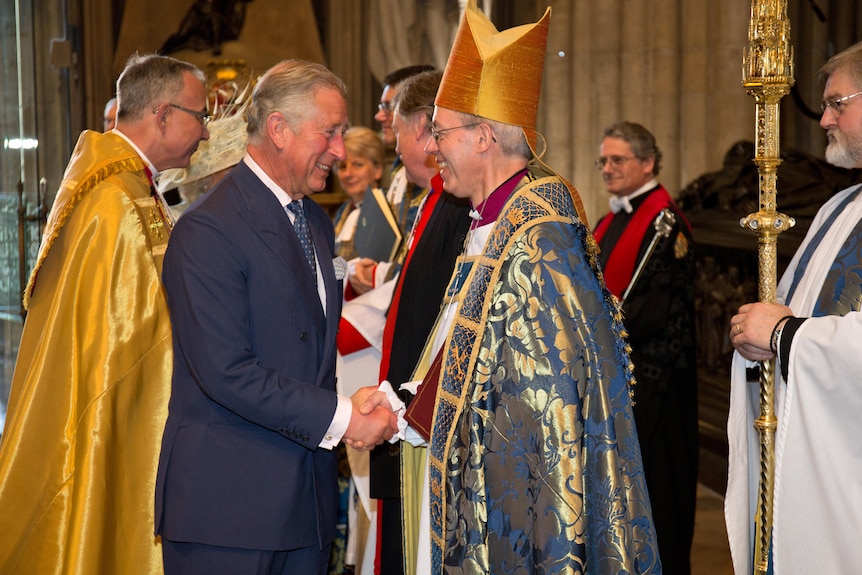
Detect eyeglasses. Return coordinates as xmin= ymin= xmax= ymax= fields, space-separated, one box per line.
xmin=595 ymin=155 xmax=637 ymax=170
xmin=820 ymin=91 xmax=862 ymax=115
xmin=430 ymin=123 xmax=481 ymax=142
xmin=169 ymin=103 xmax=211 ymax=127
xmin=377 ymin=101 xmax=393 ymax=113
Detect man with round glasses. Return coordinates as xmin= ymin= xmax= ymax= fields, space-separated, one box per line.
xmin=593 ymin=120 xmax=698 ymax=575
xmin=727 ymin=40 xmax=862 ymax=574
xmin=168 ymin=102 xmax=211 ymax=126
xmin=346 ymin=64 xmax=435 ymax=295
xmin=820 ymin=89 xmax=862 ymax=115
xmin=408 ymin=3 xmax=661 ymax=572
xmin=374 ymin=65 xmax=435 ymax=148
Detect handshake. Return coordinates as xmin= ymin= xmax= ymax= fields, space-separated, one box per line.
xmin=342 ymin=385 xmax=402 ymax=451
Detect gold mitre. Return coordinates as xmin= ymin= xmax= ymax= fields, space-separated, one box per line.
xmin=436 ymin=0 xmax=551 ymax=150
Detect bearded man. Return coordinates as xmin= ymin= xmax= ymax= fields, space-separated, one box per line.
xmin=727 ymin=40 xmax=862 ymax=575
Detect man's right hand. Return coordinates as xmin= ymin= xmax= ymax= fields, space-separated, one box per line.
xmin=343 ymin=386 xmax=397 ymax=450
xmin=730 ymin=302 xmax=793 ymax=362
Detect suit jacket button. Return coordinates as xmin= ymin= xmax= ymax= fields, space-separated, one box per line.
xmin=300 ymin=332 xmax=308 ymax=341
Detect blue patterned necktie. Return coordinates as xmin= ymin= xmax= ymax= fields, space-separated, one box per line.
xmin=286 ymin=201 xmax=317 ymax=285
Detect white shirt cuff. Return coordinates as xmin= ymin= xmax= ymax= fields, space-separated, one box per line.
xmin=320 ymin=394 xmax=353 ymax=449
xmin=377 ymin=380 xmax=407 ymax=443
xmin=398 ymin=380 xmax=428 ymax=446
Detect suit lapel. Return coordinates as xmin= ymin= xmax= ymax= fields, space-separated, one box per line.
xmin=305 ymin=199 xmax=342 ymax=383
xmin=232 ymin=163 xmax=326 ymax=328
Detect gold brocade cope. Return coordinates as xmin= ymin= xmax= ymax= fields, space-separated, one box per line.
xmin=24 ymin=131 xmax=163 ymax=308
xmin=436 ymin=0 xmax=550 ymax=151
xmin=423 ymin=170 xmax=658 ymax=574
xmin=0 ymin=130 xmax=173 ymax=574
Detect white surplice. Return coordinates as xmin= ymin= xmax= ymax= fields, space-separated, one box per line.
xmin=726 ymin=184 xmax=862 ymax=575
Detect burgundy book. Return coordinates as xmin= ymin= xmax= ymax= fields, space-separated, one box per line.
xmin=403 ymin=348 xmax=444 ymax=442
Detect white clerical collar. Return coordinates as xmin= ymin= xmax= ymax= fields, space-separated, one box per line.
xmin=113 ymin=129 xmax=158 ymax=180
xmin=609 ymin=178 xmax=658 ymax=214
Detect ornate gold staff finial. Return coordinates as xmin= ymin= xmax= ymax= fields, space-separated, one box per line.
xmin=740 ymin=1 xmax=795 ymax=574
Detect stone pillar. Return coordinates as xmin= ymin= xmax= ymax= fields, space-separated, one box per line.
xmin=537 ymin=0 xmax=753 ymax=225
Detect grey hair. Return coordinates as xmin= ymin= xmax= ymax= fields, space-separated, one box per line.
xmin=116 ymin=54 xmax=206 ymax=122
xmin=820 ymin=41 xmax=862 ymax=90
xmin=393 ymin=70 xmax=443 ymax=126
xmin=446 ymin=110 xmax=531 ymax=160
xmin=246 ymin=60 xmax=347 ymax=144
xmin=601 ymin=121 xmax=663 ymax=176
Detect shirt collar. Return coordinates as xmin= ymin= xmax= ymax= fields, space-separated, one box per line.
xmin=243 ymin=155 xmax=296 ymax=208
xmin=113 ymin=129 xmax=158 ymax=181
xmin=608 ymin=178 xmax=658 ymax=214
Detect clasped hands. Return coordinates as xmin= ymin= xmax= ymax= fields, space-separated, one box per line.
xmin=348 ymin=258 xmax=377 ymax=295
xmin=730 ymin=301 xmax=793 ymax=362
xmin=342 ymin=385 xmax=399 ymax=451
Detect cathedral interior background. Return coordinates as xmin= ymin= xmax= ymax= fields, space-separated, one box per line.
xmin=0 ymin=0 xmax=860 ymax=496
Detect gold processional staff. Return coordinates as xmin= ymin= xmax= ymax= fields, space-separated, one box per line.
xmin=740 ymin=1 xmax=795 ymax=574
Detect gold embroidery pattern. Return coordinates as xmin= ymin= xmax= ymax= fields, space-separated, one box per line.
xmin=427 ymin=177 xmax=656 ymax=574
xmin=149 ymin=207 xmax=166 ymax=241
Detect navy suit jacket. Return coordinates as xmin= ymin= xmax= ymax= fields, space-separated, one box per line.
xmin=155 ymin=160 xmax=343 ymax=551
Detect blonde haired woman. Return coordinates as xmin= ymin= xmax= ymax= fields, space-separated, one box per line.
xmin=333 ymin=126 xmax=385 ymax=259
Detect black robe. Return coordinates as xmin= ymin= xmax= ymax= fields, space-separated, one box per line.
xmin=370 ymin=190 xmax=471 ymax=575
xmin=596 ymin=187 xmax=699 ymax=575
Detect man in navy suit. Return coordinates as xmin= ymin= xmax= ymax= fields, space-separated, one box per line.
xmin=155 ymin=60 xmax=398 ymax=575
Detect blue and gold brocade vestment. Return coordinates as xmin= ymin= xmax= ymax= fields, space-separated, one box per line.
xmin=425 ymin=168 xmax=661 ymax=574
